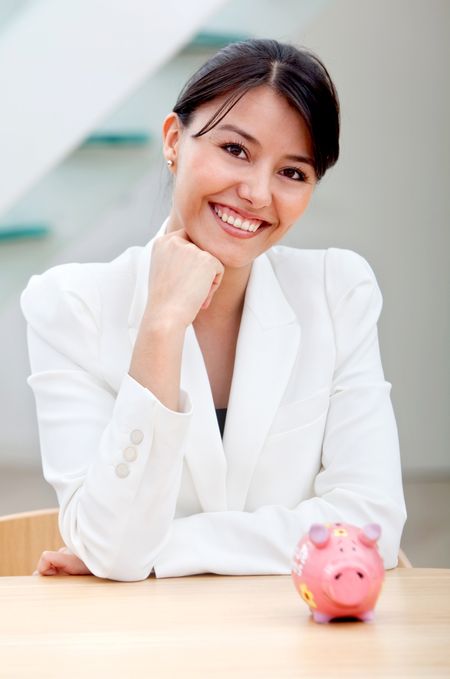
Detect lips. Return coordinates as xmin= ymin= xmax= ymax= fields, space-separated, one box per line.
xmin=209 ymin=204 xmax=270 ymax=240
xmin=210 ymin=202 xmax=270 ymax=233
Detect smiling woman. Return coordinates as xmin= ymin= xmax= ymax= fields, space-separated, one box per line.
xmin=20 ymin=39 xmax=406 ymax=581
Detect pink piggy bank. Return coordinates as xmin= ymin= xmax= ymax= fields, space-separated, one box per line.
xmin=291 ymin=522 xmax=384 ymax=623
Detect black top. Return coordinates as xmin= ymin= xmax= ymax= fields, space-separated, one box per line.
xmin=215 ymin=408 xmax=227 ymax=438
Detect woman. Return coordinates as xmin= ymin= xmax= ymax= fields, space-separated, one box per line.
xmin=21 ymin=39 xmax=406 ymax=581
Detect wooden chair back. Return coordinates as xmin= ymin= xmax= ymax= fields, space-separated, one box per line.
xmin=398 ymin=547 xmax=413 ymax=568
xmin=0 ymin=508 xmax=63 ymax=576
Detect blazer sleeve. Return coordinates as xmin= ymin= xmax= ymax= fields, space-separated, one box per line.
xmin=21 ymin=264 xmax=192 ymax=581
xmin=153 ymin=248 xmax=407 ymax=577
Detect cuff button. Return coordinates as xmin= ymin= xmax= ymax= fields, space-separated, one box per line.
xmin=123 ymin=446 xmax=138 ymax=462
xmin=130 ymin=429 xmax=144 ymax=445
xmin=115 ymin=463 xmax=130 ymax=479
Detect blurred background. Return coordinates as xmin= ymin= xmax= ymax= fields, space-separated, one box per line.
xmin=0 ymin=0 xmax=448 ymax=567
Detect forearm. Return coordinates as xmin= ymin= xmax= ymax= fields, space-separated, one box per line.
xmin=53 ymin=374 xmax=192 ymax=581
xmin=153 ymin=490 xmax=406 ymax=579
xmin=129 ymin=315 xmax=186 ymax=411
xmin=128 ymin=230 xmax=223 ymax=413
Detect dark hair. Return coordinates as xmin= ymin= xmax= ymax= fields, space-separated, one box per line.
xmin=173 ymin=39 xmax=339 ymax=180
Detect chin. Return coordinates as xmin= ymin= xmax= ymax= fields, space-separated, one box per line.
xmin=209 ymin=245 xmax=255 ymax=270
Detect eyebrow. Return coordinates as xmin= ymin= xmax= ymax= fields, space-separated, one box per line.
xmin=216 ymin=123 xmax=315 ymax=167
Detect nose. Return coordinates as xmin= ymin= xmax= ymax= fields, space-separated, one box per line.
xmin=326 ymin=567 xmax=370 ymax=607
xmin=237 ymin=166 xmax=272 ymax=209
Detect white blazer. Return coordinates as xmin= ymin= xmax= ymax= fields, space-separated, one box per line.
xmin=21 ymin=223 xmax=406 ymax=581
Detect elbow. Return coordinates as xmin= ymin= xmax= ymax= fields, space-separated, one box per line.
xmin=58 ymin=498 xmax=168 ymax=582
xmin=64 ymin=538 xmax=156 ymax=582
xmin=100 ymin=565 xmax=153 ymax=582
xmin=64 ymin=544 xmax=155 ymax=582
xmin=100 ymin=555 xmax=155 ymax=582
xmin=58 ymin=518 xmax=156 ymax=582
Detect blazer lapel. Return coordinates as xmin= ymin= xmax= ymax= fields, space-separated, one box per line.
xmin=223 ymin=253 xmax=301 ymax=510
xmin=180 ymin=325 xmax=228 ymax=512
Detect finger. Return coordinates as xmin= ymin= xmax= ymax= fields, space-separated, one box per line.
xmin=40 ymin=566 xmax=59 ymax=576
xmin=36 ymin=550 xmax=53 ymax=570
xmin=54 ymin=552 xmax=89 ymax=575
xmin=36 ymin=550 xmax=61 ymax=575
xmin=35 ymin=546 xmax=72 ymax=575
xmin=201 ymin=271 xmax=223 ymax=310
xmin=165 ymin=227 xmax=190 ymax=242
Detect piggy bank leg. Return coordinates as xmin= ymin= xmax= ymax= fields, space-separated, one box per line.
xmin=359 ymin=610 xmax=375 ymax=622
xmin=312 ymin=611 xmax=333 ymax=624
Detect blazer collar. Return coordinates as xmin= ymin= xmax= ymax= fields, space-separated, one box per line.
xmin=127 ymin=225 xmax=301 ymax=512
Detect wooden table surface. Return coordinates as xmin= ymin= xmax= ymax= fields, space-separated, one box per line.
xmin=0 ymin=568 xmax=449 ymax=678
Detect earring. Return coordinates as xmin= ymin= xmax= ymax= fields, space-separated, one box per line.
xmin=166 ymin=159 xmax=174 ymax=167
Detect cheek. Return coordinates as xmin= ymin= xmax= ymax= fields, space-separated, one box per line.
xmin=177 ymin=150 xmax=237 ymax=202
xmin=278 ymin=189 xmax=313 ymax=223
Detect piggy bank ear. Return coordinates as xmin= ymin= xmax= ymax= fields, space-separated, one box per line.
xmin=309 ymin=524 xmax=330 ymax=548
xmin=358 ymin=523 xmax=382 ymax=547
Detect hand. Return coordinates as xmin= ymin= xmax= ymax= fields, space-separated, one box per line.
xmin=145 ymin=229 xmax=224 ymax=328
xmin=34 ymin=547 xmax=91 ymax=576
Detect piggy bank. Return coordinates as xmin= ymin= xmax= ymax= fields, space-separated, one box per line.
xmin=291 ymin=522 xmax=384 ymax=623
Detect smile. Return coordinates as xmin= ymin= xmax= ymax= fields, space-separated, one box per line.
xmin=210 ymin=203 xmax=269 ymax=233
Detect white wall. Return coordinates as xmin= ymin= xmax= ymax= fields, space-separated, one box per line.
xmin=284 ymin=0 xmax=449 ymax=474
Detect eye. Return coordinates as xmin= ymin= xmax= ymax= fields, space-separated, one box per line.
xmin=280 ymin=167 xmax=308 ymax=182
xmin=222 ymin=143 xmax=248 ymax=160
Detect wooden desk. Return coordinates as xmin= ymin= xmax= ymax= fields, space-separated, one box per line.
xmin=0 ymin=569 xmax=449 ymax=678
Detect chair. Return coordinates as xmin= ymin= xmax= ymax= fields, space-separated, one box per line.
xmin=0 ymin=508 xmax=63 ymax=576
xmin=397 ymin=547 xmax=413 ymax=568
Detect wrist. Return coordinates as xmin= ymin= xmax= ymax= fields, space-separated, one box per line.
xmin=139 ymin=312 xmax=188 ymax=338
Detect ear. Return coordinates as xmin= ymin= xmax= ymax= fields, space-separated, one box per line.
xmin=358 ymin=523 xmax=381 ymax=547
xmin=162 ymin=112 xmax=183 ymax=166
xmin=309 ymin=524 xmax=330 ymax=548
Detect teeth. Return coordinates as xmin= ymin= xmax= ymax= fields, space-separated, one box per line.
xmin=213 ymin=205 xmax=262 ymax=232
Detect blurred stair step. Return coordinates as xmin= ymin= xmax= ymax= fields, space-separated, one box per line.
xmin=0 ymin=223 xmax=51 ymax=242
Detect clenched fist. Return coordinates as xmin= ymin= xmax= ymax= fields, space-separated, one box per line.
xmin=34 ymin=547 xmax=91 ymax=576
xmin=145 ymin=229 xmax=224 ymax=329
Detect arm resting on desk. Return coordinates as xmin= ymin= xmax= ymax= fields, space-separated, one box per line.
xmin=153 ymin=492 xmax=404 ymax=578
xmin=21 ymin=268 xmax=192 ymax=582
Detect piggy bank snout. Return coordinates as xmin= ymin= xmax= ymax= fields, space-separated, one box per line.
xmin=325 ymin=566 xmax=371 ymax=607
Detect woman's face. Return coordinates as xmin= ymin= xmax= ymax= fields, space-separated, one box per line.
xmin=164 ymin=85 xmax=317 ymax=269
